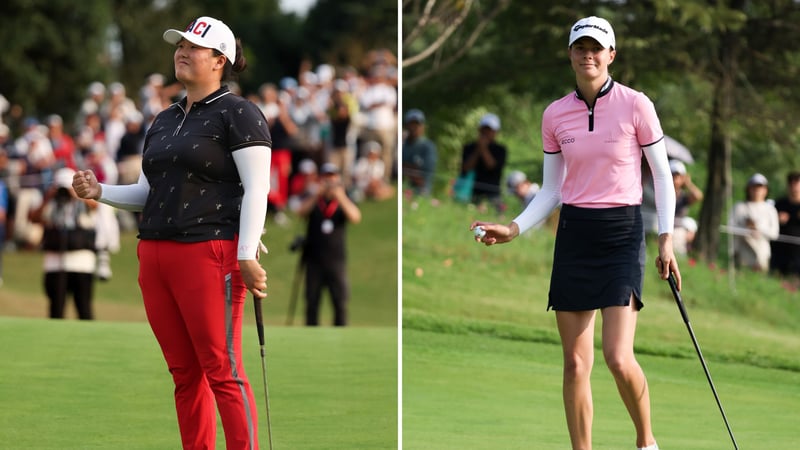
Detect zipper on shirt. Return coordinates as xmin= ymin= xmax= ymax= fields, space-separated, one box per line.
xmin=575 ymin=77 xmax=613 ymax=133
xmin=173 ymin=104 xmax=188 ymax=137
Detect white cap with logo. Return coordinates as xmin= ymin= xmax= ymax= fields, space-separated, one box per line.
xmin=569 ymin=16 xmax=616 ymax=49
xmin=163 ymin=16 xmax=236 ymax=64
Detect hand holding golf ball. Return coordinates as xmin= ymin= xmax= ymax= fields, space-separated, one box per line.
xmin=470 ymin=221 xmax=519 ymax=246
xmin=471 ymin=224 xmax=491 ymax=244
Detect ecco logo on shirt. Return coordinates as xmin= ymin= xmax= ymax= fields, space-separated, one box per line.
xmin=561 ymin=136 xmax=575 ymax=145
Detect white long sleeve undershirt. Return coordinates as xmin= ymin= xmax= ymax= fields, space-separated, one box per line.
xmin=511 ymin=153 xmax=564 ymax=235
xmin=98 ymin=172 xmax=149 ymax=211
xmin=642 ymin=138 xmax=676 ymax=235
xmin=233 ymin=146 xmax=271 ymax=260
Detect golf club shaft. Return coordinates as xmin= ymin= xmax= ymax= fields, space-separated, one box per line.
xmin=667 ymin=274 xmax=738 ymax=450
xmin=253 ymin=295 xmax=274 ymax=450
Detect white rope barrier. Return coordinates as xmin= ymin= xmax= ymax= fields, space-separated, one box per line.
xmin=719 ymin=224 xmax=800 ymax=246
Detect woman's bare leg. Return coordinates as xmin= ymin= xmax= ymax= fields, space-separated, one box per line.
xmin=556 ymin=310 xmax=597 ymax=450
xmin=601 ymin=301 xmax=657 ymax=448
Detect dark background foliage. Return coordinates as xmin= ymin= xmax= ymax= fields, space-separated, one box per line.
xmin=403 ymin=0 xmax=800 ymax=260
xmin=0 ymin=0 xmax=397 ymax=122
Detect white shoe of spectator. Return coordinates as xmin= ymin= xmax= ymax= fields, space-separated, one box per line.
xmin=96 ymin=250 xmax=112 ymax=281
xmin=274 ymin=211 xmax=290 ymax=227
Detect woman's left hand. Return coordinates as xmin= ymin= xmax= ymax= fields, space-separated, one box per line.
xmin=239 ymin=259 xmax=268 ymax=298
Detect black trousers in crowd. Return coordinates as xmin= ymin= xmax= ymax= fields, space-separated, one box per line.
xmin=304 ymin=260 xmax=349 ymax=326
xmin=44 ymin=271 xmax=94 ymax=320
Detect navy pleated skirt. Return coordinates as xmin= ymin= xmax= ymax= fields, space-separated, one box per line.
xmin=548 ymin=204 xmax=646 ymax=311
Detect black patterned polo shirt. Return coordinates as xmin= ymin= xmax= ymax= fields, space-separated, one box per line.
xmin=138 ymin=86 xmax=271 ymax=242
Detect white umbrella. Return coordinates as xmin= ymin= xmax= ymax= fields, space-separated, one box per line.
xmin=664 ymin=135 xmax=694 ymax=164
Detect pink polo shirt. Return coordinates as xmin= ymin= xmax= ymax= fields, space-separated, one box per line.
xmin=542 ymin=79 xmax=663 ymax=208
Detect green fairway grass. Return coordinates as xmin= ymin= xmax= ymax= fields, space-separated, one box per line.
xmin=0 ymin=195 xmax=398 ymax=449
xmin=0 ymin=317 xmax=397 ymax=449
xmin=402 ymin=198 xmax=800 ymax=449
xmin=403 ymin=329 xmax=800 ymax=449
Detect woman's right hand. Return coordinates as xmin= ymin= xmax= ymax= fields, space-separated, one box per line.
xmin=72 ymin=170 xmax=101 ymax=200
xmin=239 ymin=259 xmax=268 ymax=299
xmin=470 ymin=221 xmax=519 ymax=246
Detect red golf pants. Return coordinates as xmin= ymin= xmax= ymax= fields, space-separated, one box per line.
xmin=138 ymin=239 xmax=259 ymax=450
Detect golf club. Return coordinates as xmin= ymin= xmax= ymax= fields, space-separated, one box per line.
xmin=253 ymin=293 xmax=274 ymax=450
xmin=253 ymin=240 xmax=274 ymax=449
xmin=667 ymin=273 xmax=739 ymax=449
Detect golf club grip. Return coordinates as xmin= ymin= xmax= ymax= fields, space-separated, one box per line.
xmin=253 ymin=295 xmax=265 ymax=346
xmin=667 ymin=273 xmax=690 ymax=324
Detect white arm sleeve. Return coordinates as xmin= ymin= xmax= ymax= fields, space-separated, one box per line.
xmin=98 ymin=171 xmax=150 ymax=211
xmin=233 ymin=145 xmax=271 ymax=260
xmin=643 ymin=139 xmax=676 ymax=235
xmin=512 ymin=152 xmax=564 ymax=235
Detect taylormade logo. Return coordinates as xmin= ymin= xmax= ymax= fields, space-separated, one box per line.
xmin=574 ymin=23 xmax=609 ymax=35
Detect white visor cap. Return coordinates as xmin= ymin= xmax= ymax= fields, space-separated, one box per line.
xmin=164 ymin=16 xmax=236 ymax=64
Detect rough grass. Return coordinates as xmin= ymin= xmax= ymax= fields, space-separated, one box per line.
xmin=403 ymin=198 xmax=800 ymax=372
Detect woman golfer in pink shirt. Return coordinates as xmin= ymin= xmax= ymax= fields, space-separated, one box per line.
xmin=472 ymin=16 xmax=681 ymax=450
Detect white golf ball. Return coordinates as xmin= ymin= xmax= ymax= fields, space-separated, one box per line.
xmin=473 ymin=226 xmax=486 ymax=238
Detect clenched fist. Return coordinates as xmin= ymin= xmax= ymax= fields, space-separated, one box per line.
xmin=72 ymin=170 xmax=102 ymax=200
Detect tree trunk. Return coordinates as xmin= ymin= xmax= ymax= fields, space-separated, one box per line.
xmin=695 ymin=27 xmax=739 ymax=262
xmin=696 ymin=90 xmax=731 ymax=262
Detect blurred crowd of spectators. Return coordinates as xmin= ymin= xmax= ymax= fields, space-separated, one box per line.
xmin=0 ymin=49 xmax=397 ymax=249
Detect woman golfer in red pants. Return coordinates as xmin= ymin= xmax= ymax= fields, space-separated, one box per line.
xmin=472 ymin=16 xmax=681 ymax=450
xmin=73 ymin=16 xmax=270 ymax=450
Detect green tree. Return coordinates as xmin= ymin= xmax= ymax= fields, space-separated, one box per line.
xmin=403 ymin=0 xmax=800 ymax=263
xmin=402 ymin=0 xmax=511 ymax=87
xmin=304 ymin=0 xmax=398 ymax=71
xmin=1 ymin=0 xmax=394 ymax=124
xmin=628 ymin=0 xmax=800 ymax=261
xmin=0 ymin=0 xmax=112 ymax=122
